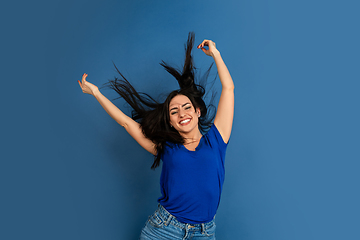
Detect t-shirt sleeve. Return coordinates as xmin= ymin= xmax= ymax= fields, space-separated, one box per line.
xmin=209 ymin=124 xmax=228 ymax=147
xmin=207 ymin=124 xmax=228 ymax=165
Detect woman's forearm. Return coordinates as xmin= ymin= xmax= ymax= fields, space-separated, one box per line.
xmin=79 ymin=73 xmax=156 ymax=154
xmin=92 ymin=89 xmax=132 ymax=127
xmin=212 ymin=50 xmax=234 ymax=90
xmin=93 ymin=88 xmax=156 ymax=154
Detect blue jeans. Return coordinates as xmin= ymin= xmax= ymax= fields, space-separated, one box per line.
xmin=139 ymin=204 xmax=216 ymax=240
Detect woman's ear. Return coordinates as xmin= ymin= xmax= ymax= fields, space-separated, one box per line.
xmin=196 ymin=108 xmax=201 ymax=117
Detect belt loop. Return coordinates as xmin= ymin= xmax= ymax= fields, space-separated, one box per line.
xmin=183 ymin=224 xmax=189 ymax=239
xmin=164 ymin=212 xmax=173 ymax=226
xmin=201 ymin=223 xmax=205 ymax=234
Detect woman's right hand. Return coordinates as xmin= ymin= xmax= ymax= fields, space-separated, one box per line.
xmin=78 ymin=73 xmax=99 ymax=96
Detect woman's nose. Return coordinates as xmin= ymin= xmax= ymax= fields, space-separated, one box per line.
xmin=179 ymin=108 xmax=185 ymax=117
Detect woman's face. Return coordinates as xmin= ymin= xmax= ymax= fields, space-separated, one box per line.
xmin=169 ymin=94 xmax=200 ymax=134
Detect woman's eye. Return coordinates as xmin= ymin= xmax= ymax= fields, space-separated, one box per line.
xmin=171 ymin=111 xmax=177 ymax=115
xmin=185 ymin=106 xmax=191 ymax=110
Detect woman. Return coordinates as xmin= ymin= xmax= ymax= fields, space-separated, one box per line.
xmin=78 ymin=33 xmax=234 ymax=239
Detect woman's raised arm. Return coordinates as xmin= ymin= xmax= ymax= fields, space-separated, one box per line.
xmin=197 ymin=40 xmax=234 ymax=143
xmin=78 ymin=73 xmax=157 ymax=155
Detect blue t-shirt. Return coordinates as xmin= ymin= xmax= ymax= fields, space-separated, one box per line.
xmin=157 ymin=124 xmax=228 ymax=224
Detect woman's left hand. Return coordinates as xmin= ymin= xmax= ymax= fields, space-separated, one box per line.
xmin=197 ymin=39 xmax=219 ymax=57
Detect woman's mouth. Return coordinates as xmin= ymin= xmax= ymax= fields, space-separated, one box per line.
xmin=179 ymin=118 xmax=191 ymax=125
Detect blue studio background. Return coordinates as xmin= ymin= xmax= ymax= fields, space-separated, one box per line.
xmin=1 ymin=0 xmax=360 ymax=239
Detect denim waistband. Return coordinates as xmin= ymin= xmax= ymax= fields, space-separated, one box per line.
xmin=156 ymin=204 xmax=215 ymax=231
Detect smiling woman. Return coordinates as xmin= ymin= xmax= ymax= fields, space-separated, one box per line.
xmin=78 ymin=32 xmax=234 ymax=239
xmin=169 ymin=95 xmax=202 ymax=151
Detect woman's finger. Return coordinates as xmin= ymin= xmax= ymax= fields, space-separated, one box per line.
xmin=198 ymin=39 xmax=216 ymax=51
xmin=82 ymin=73 xmax=87 ymax=83
xmin=197 ymin=40 xmax=204 ymax=48
xmin=198 ymin=39 xmax=208 ymax=48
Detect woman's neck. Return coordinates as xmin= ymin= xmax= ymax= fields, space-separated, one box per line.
xmin=180 ymin=128 xmax=202 ymax=144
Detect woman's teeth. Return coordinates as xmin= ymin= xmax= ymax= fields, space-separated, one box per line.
xmin=180 ymin=119 xmax=190 ymax=124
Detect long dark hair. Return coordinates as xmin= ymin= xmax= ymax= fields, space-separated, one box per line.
xmin=101 ymin=32 xmax=216 ymax=169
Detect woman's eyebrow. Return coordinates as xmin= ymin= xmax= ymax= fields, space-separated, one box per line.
xmin=170 ymin=102 xmax=191 ymax=111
